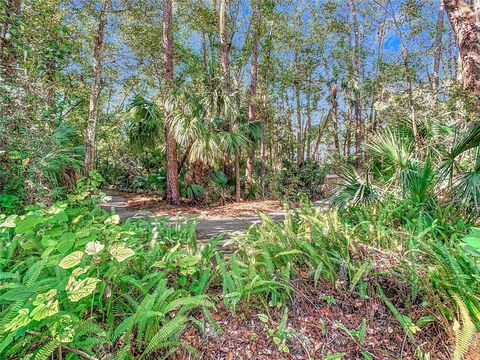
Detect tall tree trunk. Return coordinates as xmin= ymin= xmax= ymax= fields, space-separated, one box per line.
xmin=389 ymin=2 xmax=421 ymax=149
xmin=245 ymin=0 xmax=260 ymax=198
xmin=219 ymin=0 xmax=240 ymax=201
xmin=305 ymin=83 xmax=313 ymax=159
xmin=432 ymin=0 xmax=445 ymax=92
xmin=85 ymin=0 xmax=109 ymax=175
xmin=294 ymin=15 xmax=303 ymax=166
xmin=330 ymin=82 xmax=340 ymax=154
xmin=443 ymin=0 xmax=480 ymax=95
xmin=198 ymin=0 xmax=208 ymax=71
xmin=350 ymin=0 xmax=362 ymax=166
xmin=163 ymin=0 xmax=180 ymax=204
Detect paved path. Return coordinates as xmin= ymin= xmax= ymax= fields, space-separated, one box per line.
xmin=99 ymin=194 xmax=286 ymax=240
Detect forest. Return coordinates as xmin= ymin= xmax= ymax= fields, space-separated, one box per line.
xmin=1 ymin=0 xmax=480 ymax=358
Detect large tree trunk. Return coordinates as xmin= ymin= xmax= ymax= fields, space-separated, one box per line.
xmin=350 ymin=0 xmax=362 ymax=165
xmin=85 ymin=0 xmax=109 ymax=175
xmin=330 ymin=82 xmax=340 ymax=154
xmin=245 ymin=0 xmax=260 ymax=197
xmin=163 ymin=0 xmax=180 ymax=204
xmin=432 ymin=0 xmax=445 ymax=92
xmin=444 ymin=0 xmax=480 ymax=95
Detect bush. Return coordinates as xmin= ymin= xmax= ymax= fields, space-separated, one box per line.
xmin=268 ymin=159 xmax=329 ymax=201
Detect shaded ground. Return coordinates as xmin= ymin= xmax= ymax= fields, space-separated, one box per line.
xmin=99 ymin=192 xmax=286 ymax=239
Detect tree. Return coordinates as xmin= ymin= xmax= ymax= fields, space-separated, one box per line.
xmin=432 ymin=0 xmax=445 ymax=92
xmin=349 ymin=0 xmax=362 ymax=165
xmin=245 ymin=0 xmax=261 ymax=197
xmin=443 ymin=0 xmax=480 ymax=95
xmin=163 ymin=0 xmax=180 ymax=204
xmin=85 ymin=0 xmax=110 ymax=175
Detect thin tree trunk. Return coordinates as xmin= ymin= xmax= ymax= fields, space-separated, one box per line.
xmin=198 ymin=0 xmax=208 ymax=71
xmin=388 ymin=0 xmax=421 ymax=149
xmin=345 ymin=103 xmax=353 ymax=157
xmin=85 ymin=0 xmax=109 ymax=175
xmin=432 ymin=0 xmax=445 ymax=92
xmin=305 ymin=84 xmax=313 ymax=159
xmin=330 ymin=82 xmax=340 ymax=154
xmin=443 ymin=0 xmax=480 ymax=95
xmin=350 ymin=0 xmax=362 ymax=166
xmin=294 ymin=15 xmax=303 ymax=166
xmin=219 ymin=0 xmax=240 ymax=201
xmin=163 ymin=0 xmax=180 ymax=204
xmin=245 ymin=0 xmax=260 ymax=197
xmin=312 ymin=110 xmax=331 ymax=159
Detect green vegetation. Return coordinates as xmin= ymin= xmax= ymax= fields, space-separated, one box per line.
xmin=2 ymin=0 xmax=480 ymax=358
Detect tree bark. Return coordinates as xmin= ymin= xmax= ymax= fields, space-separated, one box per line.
xmin=163 ymin=0 xmax=180 ymax=204
xmin=443 ymin=0 xmax=480 ymax=95
xmin=330 ymin=82 xmax=340 ymax=154
xmin=294 ymin=14 xmax=303 ymax=166
xmin=245 ymin=0 xmax=260 ymax=197
xmin=432 ymin=0 xmax=445 ymax=92
xmin=219 ymin=0 xmax=240 ymax=201
xmin=350 ymin=0 xmax=362 ymax=166
xmin=85 ymin=0 xmax=109 ymax=175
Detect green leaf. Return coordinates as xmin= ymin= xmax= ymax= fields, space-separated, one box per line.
xmin=0 ymin=215 xmax=17 ymax=228
xmin=59 ymin=251 xmax=84 ymax=269
xmin=109 ymin=244 xmax=135 ymax=262
xmin=85 ymin=241 xmax=104 ymax=255
xmin=16 ymin=215 xmax=43 ymax=233
xmin=66 ymin=277 xmax=100 ymax=302
xmin=3 ymin=308 xmax=31 ymax=332
xmin=463 ymin=236 xmax=480 ymax=249
xmin=104 ymin=215 xmax=120 ymax=225
xmin=30 ymin=300 xmax=59 ymax=321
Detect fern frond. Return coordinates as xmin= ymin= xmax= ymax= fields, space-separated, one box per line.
xmin=141 ymin=315 xmax=188 ymax=357
xmin=34 ymin=339 xmax=60 ymax=360
xmin=453 ymin=294 xmax=478 ymax=360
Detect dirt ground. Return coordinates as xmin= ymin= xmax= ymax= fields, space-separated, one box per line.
xmin=115 ymin=191 xmax=285 ymax=219
xmin=175 ymin=279 xmax=451 ymax=360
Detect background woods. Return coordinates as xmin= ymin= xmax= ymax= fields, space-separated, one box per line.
xmin=2 ymin=0 xmax=479 ymax=204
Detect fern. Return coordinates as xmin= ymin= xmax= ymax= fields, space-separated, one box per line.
xmin=141 ymin=315 xmax=188 ymax=357
xmin=34 ymin=339 xmax=60 ymax=360
xmin=453 ymin=294 xmax=478 ymax=360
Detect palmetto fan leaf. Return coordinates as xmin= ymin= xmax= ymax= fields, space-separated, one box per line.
xmin=451 ymin=149 xmax=480 ymax=210
xmin=330 ymin=166 xmax=380 ymax=207
xmin=126 ymin=95 xmax=163 ymax=152
xmin=368 ymin=130 xmax=413 ymax=171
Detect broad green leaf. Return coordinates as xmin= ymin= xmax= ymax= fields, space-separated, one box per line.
xmin=463 ymin=236 xmax=480 ymax=249
xmin=3 ymin=308 xmax=31 ymax=332
xmin=30 ymin=300 xmax=59 ymax=321
xmin=57 ymin=240 xmax=74 ymax=255
xmin=16 ymin=215 xmax=43 ymax=233
xmin=0 ymin=215 xmax=17 ymax=228
xmin=72 ymin=266 xmax=90 ymax=277
xmin=105 ymin=215 xmax=120 ymax=225
xmin=109 ymin=244 xmax=135 ymax=262
xmin=33 ymin=289 xmax=57 ymax=306
xmin=67 ymin=277 xmax=100 ymax=302
xmin=85 ymin=241 xmax=104 ymax=255
xmin=59 ymin=251 xmax=84 ymax=269
xmin=52 ymin=315 xmax=75 ymax=343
